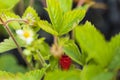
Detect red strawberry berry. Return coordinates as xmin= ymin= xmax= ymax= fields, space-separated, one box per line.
xmin=59 ymin=55 xmax=72 ymax=70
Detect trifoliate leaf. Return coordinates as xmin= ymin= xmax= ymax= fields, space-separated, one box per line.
xmin=59 ymin=8 xmax=86 ymax=35
xmin=46 ymin=0 xmax=63 ymax=32
xmin=46 ymin=0 xmax=87 ymax=36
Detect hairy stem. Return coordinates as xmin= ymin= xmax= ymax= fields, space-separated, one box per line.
xmin=5 ymin=19 xmax=28 ymax=24
xmin=37 ymin=50 xmax=46 ymax=67
xmin=54 ymin=36 xmax=58 ymax=46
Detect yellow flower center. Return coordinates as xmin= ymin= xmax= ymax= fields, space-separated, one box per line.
xmin=23 ymin=31 xmax=30 ymax=38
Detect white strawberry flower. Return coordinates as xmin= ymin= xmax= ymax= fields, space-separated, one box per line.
xmin=16 ymin=29 xmax=34 ymax=45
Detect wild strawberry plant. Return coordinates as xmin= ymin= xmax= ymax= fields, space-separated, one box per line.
xmin=0 ymin=0 xmax=120 ymax=80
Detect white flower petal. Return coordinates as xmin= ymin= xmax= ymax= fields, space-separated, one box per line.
xmin=16 ymin=30 xmax=23 ymax=35
xmin=26 ymin=37 xmax=33 ymax=44
xmin=16 ymin=29 xmax=34 ymax=45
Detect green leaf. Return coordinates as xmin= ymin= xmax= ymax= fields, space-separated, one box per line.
xmin=39 ymin=42 xmax=51 ymax=60
xmin=0 ymin=37 xmax=25 ymax=53
xmin=0 ymin=11 xmax=21 ymax=30
xmin=58 ymin=37 xmax=69 ymax=46
xmin=57 ymin=0 xmax=72 ymax=13
xmin=108 ymin=34 xmax=120 ymax=71
xmin=0 ymin=11 xmax=20 ymax=19
xmin=46 ymin=0 xmax=63 ymax=32
xmin=46 ymin=0 xmax=87 ymax=36
xmin=38 ymin=20 xmax=58 ymax=35
xmin=44 ymin=70 xmax=81 ymax=80
xmin=80 ymin=65 xmax=103 ymax=80
xmin=0 ymin=54 xmax=27 ymax=73
xmin=49 ymin=56 xmax=59 ymax=71
xmin=23 ymin=68 xmax=46 ymax=80
xmin=0 ymin=0 xmax=19 ymax=10
xmin=22 ymin=6 xmax=40 ymax=26
xmin=92 ymin=72 xmax=114 ymax=80
xmin=63 ymin=40 xmax=83 ymax=65
xmin=59 ymin=8 xmax=86 ymax=35
xmin=9 ymin=22 xmax=21 ymax=30
xmin=75 ymin=21 xmax=111 ymax=67
xmin=32 ymin=38 xmax=51 ymax=60
xmin=0 ymin=68 xmax=46 ymax=80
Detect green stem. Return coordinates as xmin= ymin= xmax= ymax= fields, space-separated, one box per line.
xmin=37 ymin=50 xmax=46 ymax=67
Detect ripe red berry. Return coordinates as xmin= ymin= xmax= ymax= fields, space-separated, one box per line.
xmin=59 ymin=55 xmax=72 ymax=70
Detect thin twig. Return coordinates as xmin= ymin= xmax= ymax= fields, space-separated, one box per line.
xmin=0 ymin=17 xmax=34 ymax=70
xmin=5 ymin=19 xmax=28 ymax=25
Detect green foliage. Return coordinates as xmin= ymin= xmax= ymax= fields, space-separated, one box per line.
xmin=32 ymin=38 xmax=51 ymax=60
xmin=38 ymin=20 xmax=58 ymax=36
xmin=0 ymin=0 xmax=19 ymax=10
xmin=75 ymin=21 xmax=112 ymax=67
xmin=46 ymin=0 xmax=63 ymax=32
xmin=9 ymin=22 xmax=21 ymax=30
xmin=0 ymin=68 xmax=46 ymax=80
xmin=0 ymin=37 xmax=25 ymax=53
xmin=59 ymin=9 xmax=86 ymax=35
xmin=1 ymin=0 xmax=120 ymax=79
xmin=44 ymin=70 xmax=81 ymax=80
xmin=57 ymin=0 xmax=72 ymax=13
xmin=63 ymin=40 xmax=83 ymax=65
xmin=74 ymin=21 xmax=120 ymax=80
xmin=0 ymin=11 xmax=21 ymax=30
xmin=1 ymin=11 xmax=20 ymax=19
xmin=80 ymin=65 xmax=103 ymax=80
xmin=49 ymin=56 xmax=59 ymax=71
xmin=0 ymin=54 xmax=27 ymax=73
xmin=92 ymin=72 xmax=114 ymax=80
xmin=22 ymin=6 xmax=40 ymax=26
xmin=39 ymin=0 xmax=87 ymax=36
xmin=108 ymin=34 xmax=120 ymax=71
